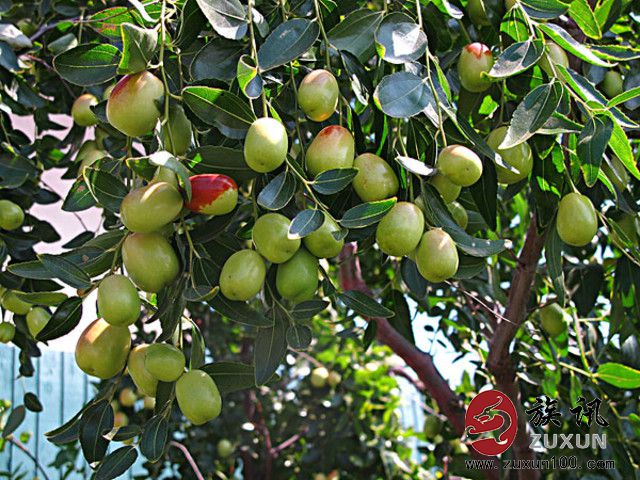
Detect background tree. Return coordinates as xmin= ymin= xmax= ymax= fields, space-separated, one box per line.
xmin=0 ymin=0 xmax=639 ymax=479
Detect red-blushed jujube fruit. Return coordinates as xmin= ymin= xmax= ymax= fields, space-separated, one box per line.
xmin=352 ymin=153 xmax=399 ymax=202
xmin=1 ymin=290 xmax=31 ymax=315
xmin=305 ymin=125 xmax=355 ymax=177
xmin=162 ymin=104 xmax=192 ymax=156
xmin=486 ymin=126 xmax=533 ymax=184
xmin=457 ymin=43 xmax=494 ymax=92
xmin=602 ymin=71 xmax=624 ymax=98
xmin=538 ymin=42 xmax=569 ymax=76
xmin=276 ymin=248 xmax=318 ymax=303
xmin=75 ymin=319 xmax=131 ymax=379
xmin=437 ymin=145 xmax=483 ymax=187
xmin=415 ymin=229 xmax=459 ymax=282
xmin=0 ymin=323 xmax=15 ymax=343
xmin=252 ymin=213 xmax=301 ymax=264
xmin=219 ymin=249 xmax=266 ymax=301
xmin=447 ymin=201 xmax=468 ymax=229
xmin=144 ymin=343 xmax=186 ymax=382
xmin=0 ymin=200 xmax=24 ymax=231
xmin=297 ymin=69 xmax=339 ymax=122
xmin=429 ymin=174 xmax=461 ymax=203
xmin=26 ymin=307 xmax=50 ymax=337
xmin=186 ymin=174 xmax=238 ymax=216
xmin=97 ymin=274 xmax=141 ymax=326
xmin=538 ymin=303 xmax=568 ymax=338
xmin=122 ymin=233 xmax=180 ymax=293
xmin=127 ymin=344 xmax=158 ymax=397
xmin=121 ymin=181 xmax=183 ymax=233
xmin=106 ymin=71 xmax=164 ymax=137
xmin=376 ymin=202 xmax=425 ymax=257
xmin=556 ymin=193 xmax=598 ymax=247
xmin=244 ymin=117 xmax=288 ymax=173
xmin=303 ymin=212 xmax=344 ymax=258
xmin=176 ymin=370 xmax=222 ymax=425
xmin=71 ymin=93 xmax=98 ymax=126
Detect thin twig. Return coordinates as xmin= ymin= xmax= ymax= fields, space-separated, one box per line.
xmin=169 ymin=441 xmax=205 ymax=480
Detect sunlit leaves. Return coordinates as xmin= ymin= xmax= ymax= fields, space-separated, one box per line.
xmin=54 ymin=44 xmax=121 ymax=86
xmin=257 ymin=19 xmax=319 ymax=71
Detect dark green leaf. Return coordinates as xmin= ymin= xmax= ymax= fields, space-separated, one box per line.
xmin=291 ymin=299 xmax=329 ymax=320
xmin=373 ymin=72 xmax=434 ymax=118
xmin=286 ymin=324 xmax=312 ymax=350
xmin=545 ymin=220 xmax=565 ymax=306
xmin=38 ymin=254 xmax=92 ymax=290
xmin=237 ymin=54 xmax=263 ymax=99
xmin=182 ymin=86 xmax=255 ymax=139
xmin=190 ymin=322 xmax=206 ymax=369
xmin=257 ymin=171 xmax=297 ymax=210
xmin=195 ymin=0 xmax=247 ymax=40
xmin=338 ymin=290 xmax=394 ymax=318
xmin=62 ymin=178 xmax=96 ymax=212
xmin=209 ymin=295 xmax=273 ymax=327
xmin=191 ymin=38 xmax=244 ymax=82
xmin=500 ymin=81 xmax=563 ymax=149
xmin=288 ymin=210 xmax=324 ymax=239
xmin=312 ymin=168 xmax=358 ymax=195
xmin=201 ymin=362 xmax=256 ymax=393
xmin=2 ymin=406 xmax=25 ymax=439
xmin=340 ymin=198 xmax=396 ymax=229
xmin=375 ymin=13 xmax=427 ymax=64
xmin=53 ymin=44 xmax=121 ymax=86
xmin=95 ymin=446 xmax=138 ymax=480
xmin=520 ymin=0 xmax=568 ymax=19
xmin=24 ymin=393 xmax=43 ymax=413
xmin=257 ymin=19 xmax=319 ymax=71
xmin=469 ymin=159 xmax=498 ymax=230
xmin=568 ymin=0 xmax=601 ymax=39
xmin=578 ymin=115 xmax=613 ymax=187
xmin=538 ymin=23 xmax=613 ymax=67
xmin=327 ymin=9 xmax=383 ymax=62
xmin=140 ymin=414 xmax=168 ymax=462
xmin=14 ymin=291 xmax=67 ymax=306
xmin=118 ymin=23 xmax=157 ymax=74
xmin=387 ymin=290 xmax=414 ymax=344
xmin=79 ymin=400 xmax=113 ymax=464
xmin=488 ymin=39 xmax=544 ymax=79
xmin=189 ymin=146 xmax=256 ymax=181
xmin=254 ymin=313 xmax=287 ymax=385
xmin=37 ymin=297 xmax=83 ymax=342
xmin=83 ymin=167 xmax=128 ymax=213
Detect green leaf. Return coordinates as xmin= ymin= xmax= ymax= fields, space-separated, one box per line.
xmin=421 ymin=185 xmax=506 ymax=257
xmin=312 ymin=168 xmax=358 ymax=195
xmin=286 ymin=325 xmax=312 ymax=350
xmin=2 ymin=406 xmax=25 ymax=439
xmin=453 ymin=254 xmax=487 ymax=279
xmin=257 ymin=19 xmax=319 ymax=71
xmin=607 ymin=86 xmax=640 ymax=108
xmin=95 ymin=446 xmax=138 ymax=480
xmin=236 ymin=54 xmax=263 ymax=99
xmin=209 ymin=295 xmax=273 ymax=327
xmin=520 ymin=0 xmax=569 ymax=20
xmin=291 ymin=299 xmax=329 ymax=320
xmin=500 ymin=81 xmax=563 ymax=149
xmin=469 ymin=159 xmax=498 ymax=230
xmin=387 ymin=290 xmax=414 ymax=344
xmin=488 ymin=39 xmax=544 ymax=79
xmin=182 ymin=86 xmax=256 ymax=139
xmin=374 ymin=72 xmax=434 ymax=118
xmin=0 ymin=41 xmax=19 ymax=72
xmin=23 ymin=393 xmax=43 ymax=413
xmin=189 ymin=321 xmax=206 ymax=369
xmin=183 ymin=286 xmax=219 ymax=302
xmin=338 ymin=290 xmax=395 ymax=318
xmin=375 ymin=13 xmax=427 ymax=64
xmin=257 ymin=171 xmax=297 ymax=211
xmin=545 ymin=220 xmax=565 ymax=306
xmin=201 ymin=362 xmax=257 ymax=393
xmin=176 ymin=0 xmax=207 ymax=48
xmin=147 ymin=151 xmax=193 ymax=201
xmin=568 ymin=0 xmax=601 ymax=39
xmin=578 ymin=115 xmax=613 ymax=187
xmin=45 ymin=410 xmax=83 ymax=445
xmin=340 ymin=198 xmax=396 ymax=229
xmin=596 ymin=363 xmax=640 ymax=389
xmin=53 ymin=44 xmax=121 ymax=86
xmin=14 ymin=291 xmax=67 ymax=306
xmin=191 ymin=38 xmax=243 ymax=82
xmin=590 ymin=44 xmax=640 ymax=61
xmin=38 ymin=254 xmax=92 ymax=290
xmin=195 ymin=0 xmax=247 ymax=40
xmin=37 ymin=297 xmax=83 ymax=342
xmin=62 ymin=178 xmax=96 ymax=212
xmin=254 ymin=313 xmax=287 ymax=385
xmin=189 ymin=146 xmax=256 ymax=181
xmin=83 ymin=167 xmax=128 ymax=213
xmin=538 ymin=23 xmax=613 ymax=67
xmin=118 ymin=23 xmax=157 ymax=74
xmin=288 ymin=210 xmax=324 ymax=239
xmin=608 ymin=120 xmax=640 ymax=181
xmin=140 ymin=414 xmax=168 ymax=462
xmin=327 ymin=9 xmax=383 ymax=62
xmin=79 ymin=400 xmax=113 ymax=464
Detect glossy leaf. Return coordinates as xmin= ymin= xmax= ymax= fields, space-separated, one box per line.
xmin=374 ymin=72 xmax=434 ymax=118
xmin=488 ymin=39 xmax=544 ymax=79
xmin=596 ymin=363 xmax=640 ymax=389
xmin=254 ymin=313 xmax=287 ymax=385
xmin=327 ymin=9 xmax=383 ymax=62
xmin=95 ymin=446 xmax=138 ymax=480
xmin=578 ymin=115 xmax=613 ymax=187
xmin=38 ymin=254 xmax=92 ymax=290
xmin=140 ymin=414 xmax=169 ymax=462
xmin=195 ymin=0 xmax=247 ymax=40
xmin=288 ymin=209 xmax=324 ymax=239
xmin=118 ymin=23 xmax=157 ymax=74
xmin=338 ymin=290 xmax=394 ymax=318
xmin=312 ymin=168 xmax=358 ymax=195
xmin=375 ymin=13 xmax=427 ymax=64
xmin=257 ymin=171 xmax=297 ymax=210
xmin=257 ymin=19 xmax=319 ymax=71
xmin=37 ymin=297 xmax=83 ymax=342
xmin=54 ymin=44 xmax=121 ymax=86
